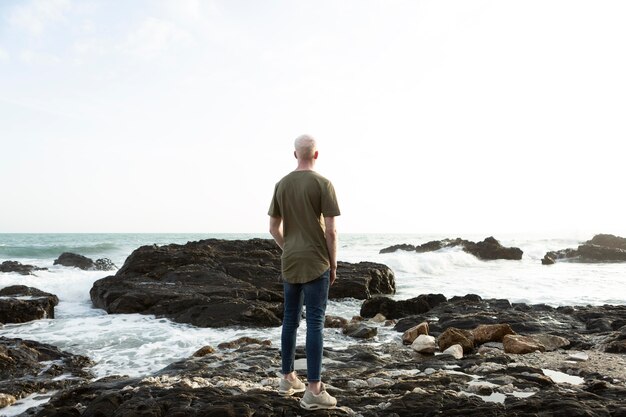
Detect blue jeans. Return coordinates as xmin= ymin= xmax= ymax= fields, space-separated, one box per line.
xmin=281 ymin=269 xmax=330 ymax=382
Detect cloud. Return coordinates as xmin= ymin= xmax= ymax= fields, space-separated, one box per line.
xmin=0 ymin=47 xmax=8 ymax=61
xmin=19 ymin=49 xmax=61 ymax=65
xmin=121 ymin=16 xmax=194 ymax=59
xmin=8 ymin=0 xmax=71 ymax=36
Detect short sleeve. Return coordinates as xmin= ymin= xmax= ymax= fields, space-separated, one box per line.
xmin=321 ymin=180 xmax=341 ymax=217
xmin=268 ymin=183 xmax=282 ymax=217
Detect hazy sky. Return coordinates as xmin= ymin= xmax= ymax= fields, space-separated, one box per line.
xmin=1 ymin=0 xmax=625 ymax=234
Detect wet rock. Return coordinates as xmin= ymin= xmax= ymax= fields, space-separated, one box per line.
xmin=325 ymin=315 xmax=348 ymax=328
xmin=504 ymin=335 xmax=546 ymax=354
xmin=217 ymin=337 xmax=271 ymax=350
xmin=361 ymin=293 xmax=446 ymax=319
xmin=193 ymin=346 xmax=215 ymax=357
xmin=0 ymin=337 xmax=93 ymax=404
xmin=22 ymin=342 xmax=626 ymax=417
xmin=91 ymin=239 xmax=394 ymax=328
xmin=0 ymin=286 xmax=59 ymax=323
xmin=541 ymin=255 xmax=556 ymax=265
xmin=543 ymin=233 xmax=626 ymax=263
xmin=0 ymin=261 xmax=47 ymax=276
xmin=381 ymin=236 xmax=523 ymax=260
xmin=343 ymin=323 xmax=378 ymax=339
xmin=54 ymin=252 xmax=117 ymax=271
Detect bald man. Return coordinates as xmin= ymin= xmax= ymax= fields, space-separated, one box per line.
xmin=268 ymin=134 xmax=340 ymax=410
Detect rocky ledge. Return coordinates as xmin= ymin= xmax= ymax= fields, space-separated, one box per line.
xmin=542 ymin=234 xmax=626 ymax=265
xmin=0 ymin=286 xmax=59 ymax=324
xmin=381 ymin=237 xmax=523 ymax=261
xmin=90 ymin=238 xmax=395 ymax=328
xmin=21 ymin=336 xmax=626 ymax=417
xmin=0 ymin=337 xmax=93 ymax=410
xmin=0 ymin=260 xmax=47 ymax=276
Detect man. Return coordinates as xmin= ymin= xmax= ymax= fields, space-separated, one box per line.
xmin=268 ymin=134 xmax=340 ymax=410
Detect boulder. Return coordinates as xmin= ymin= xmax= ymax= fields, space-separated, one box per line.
xmin=0 ymin=261 xmax=47 ymax=276
xmin=379 ymin=243 xmax=416 ymax=254
xmin=531 ymin=334 xmax=570 ymax=351
xmin=90 ymin=239 xmax=395 ymax=328
xmin=0 ymin=286 xmax=59 ymax=324
xmin=411 ymin=334 xmax=437 ymax=354
xmin=343 ymin=323 xmax=378 ymax=339
xmin=54 ymin=252 xmax=117 ymax=271
xmin=503 ymin=334 xmax=546 ymax=354
xmin=472 ymin=324 xmax=516 ymax=344
xmin=442 ymin=344 xmax=464 ymax=359
xmin=402 ymin=321 xmax=429 ymax=345
xmin=438 ymin=327 xmax=475 ymax=353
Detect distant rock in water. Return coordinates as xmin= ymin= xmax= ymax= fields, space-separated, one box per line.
xmin=90 ymin=238 xmax=395 ymax=328
xmin=53 ymin=252 xmax=117 ymax=271
xmin=0 ymin=260 xmax=47 ymax=275
xmin=542 ymin=234 xmax=626 ymax=264
xmin=0 ymin=285 xmax=59 ymax=323
xmin=380 ymin=236 xmax=523 ymax=261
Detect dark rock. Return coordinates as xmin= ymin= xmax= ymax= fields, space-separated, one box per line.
xmin=53 ymin=252 xmax=116 ymax=271
xmin=360 ymin=293 xmax=447 ymax=319
xmin=542 ymin=255 xmax=556 ymax=265
xmin=90 ymin=239 xmax=394 ymax=328
xmin=342 ymin=323 xmax=378 ymax=339
xmin=463 ymin=236 xmax=523 ymax=260
xmin=380 ymin=236 xmax=523 ymax=260
xmin=0 ymin=286 xmax=59 ymax=323
xmin=0 ymin=261 xmax=47 ymax=275
xmin=543 ymin=234 xmax=626 ymax=264
xmin=0 ymin=337 xmax=93 ymax=403
xmin=23 ymin=342 xmax=626 ymax=417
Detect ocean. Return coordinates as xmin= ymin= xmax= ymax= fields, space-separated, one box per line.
xmin=1 ymin=232 xmax=624 ymax=413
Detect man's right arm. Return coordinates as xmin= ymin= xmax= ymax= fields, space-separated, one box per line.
xmin=269 ymin=216 xmax=284 ymax=250
xmin=324 ymin=216 xmax=338 ymax=285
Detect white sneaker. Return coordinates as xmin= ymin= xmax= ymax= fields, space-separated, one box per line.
xmin=300 ymin=384 xmax=337 ymax=410
xmin=278 ymin=377 xmax=306 ymax=396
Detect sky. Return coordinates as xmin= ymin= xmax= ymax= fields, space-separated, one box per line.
xmin=1 ymin=0 xmax=625 ymax=235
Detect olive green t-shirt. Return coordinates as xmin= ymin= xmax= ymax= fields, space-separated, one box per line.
xmin=268 ymin=170 xmax=341 ymax=284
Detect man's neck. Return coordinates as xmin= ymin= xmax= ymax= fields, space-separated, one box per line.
xmin=295 ymin=160 xmax=316 ymax=171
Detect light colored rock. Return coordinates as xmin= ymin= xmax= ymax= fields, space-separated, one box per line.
xmin=371 ymin=313 xmax=386 ymax=323
xmin=367 ymin=377 xmax=392 ymax=387
xmin=411 ymin=334 xmax=436 ymax=354
xmin=347 ymin=379 xmax=368 ymax=389
xmin=472 ymin=324 xmax=515 ymax=344
xmin=442 ymin=344 xmax=463 ymax=359
xmin=531 ymin=334 xmax=570 ymax=351
xmin=503 ymin=334 xmax=546 ymax=354
xmin=0 ymin=393 xmax=16 ymax=408
xmin=402 ymin=321 xmax=429 ymax=345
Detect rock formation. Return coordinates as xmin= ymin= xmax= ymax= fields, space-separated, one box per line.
xmin=543 ymin=234 xmax=626 ymax=264
xmin=0 ymin=260 xmax=47 ymax=275
xmin=53 ymin=252 xmax=117 ymax=271
xmin=0 ymin=286 xmax=59 ymax=324
xmin=381 ymin=236 xmax=523 ymax=260
xmin=90 ymin=239 xmax=395 ymax=328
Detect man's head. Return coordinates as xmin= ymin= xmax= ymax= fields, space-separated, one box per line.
xmin=294 ymin=134 xmax=318 ymax=161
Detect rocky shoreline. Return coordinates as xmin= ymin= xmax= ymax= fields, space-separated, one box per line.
xmin=1 ymin=237 xmax=625 ymax=416
xmin=3 ymin=293 xmax=625 ymax=416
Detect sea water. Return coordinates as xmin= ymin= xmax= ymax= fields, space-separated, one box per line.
xmin=1 ymin=233 xmax=624 ymax=382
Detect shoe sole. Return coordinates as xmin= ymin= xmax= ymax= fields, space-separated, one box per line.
xmin=300 ymin=401 xmax=336 ymax=410
xmin=278 ymin=387 xmax=306 ymax=396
